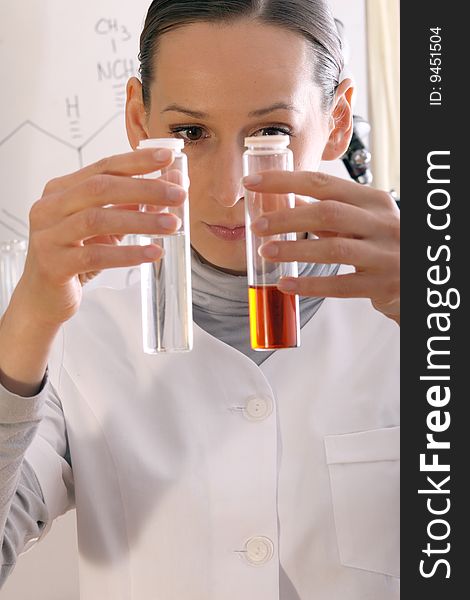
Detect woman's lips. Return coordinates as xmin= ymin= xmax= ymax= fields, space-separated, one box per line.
xmin=205 ymin=223 xmax=246 ymax=241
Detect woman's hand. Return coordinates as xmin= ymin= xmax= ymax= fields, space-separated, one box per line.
xmin=1 ymin=147 xmax=187 ymax=395
xmin=16 ymin=148 xmax=186 ymax=327
xmin=244 ymin=171 xmax=400 ymax=325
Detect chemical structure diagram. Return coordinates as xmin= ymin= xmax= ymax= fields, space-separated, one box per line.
xmin=0 ymin=17 xmax=137 ymax=241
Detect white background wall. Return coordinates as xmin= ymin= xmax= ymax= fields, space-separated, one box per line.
xmin=0 ymin=1 xmax=369 ymax=598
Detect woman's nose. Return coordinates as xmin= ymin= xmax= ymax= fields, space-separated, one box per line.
xmin=211 ymin=149 xmax=245 ymax=208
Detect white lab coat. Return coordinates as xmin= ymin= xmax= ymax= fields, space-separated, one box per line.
xmin=25 ymin=278 xmax=399 ymax=600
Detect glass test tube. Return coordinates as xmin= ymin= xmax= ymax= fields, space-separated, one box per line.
xmin=137 ymin=139 xmax=193 ymax=353
xmin=243 ymin=136 xmax=300 ymax=350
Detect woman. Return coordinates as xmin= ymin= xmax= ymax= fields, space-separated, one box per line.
xmin=0 ymin=1 xmax=400 ymax=598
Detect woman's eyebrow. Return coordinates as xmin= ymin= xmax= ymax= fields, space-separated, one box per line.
xmin=248 ymin=102 xmax=299 ymax=117
xmin=161 ymin=104 xmax=207 ymax=118
xmin=161 ymin=102 xmax=299 ymax=118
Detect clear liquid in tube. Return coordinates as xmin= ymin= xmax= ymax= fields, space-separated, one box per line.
xmin=141 ymin=232 xmax=193 ymax=353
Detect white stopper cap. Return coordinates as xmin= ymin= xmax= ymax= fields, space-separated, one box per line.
xmin=244 ymin=135 xmax=290 ymax=148
xmin=137 ymin=138 xmax=185 ymax=151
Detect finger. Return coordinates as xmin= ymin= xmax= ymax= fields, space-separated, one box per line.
xmin=243 ymin=170 xmax=393 ymax=209
xmin=277 ymin=272 xmax=375 ymax=298
xmin=63 ymin=242 xmax=163 ymax=277
xmin=54 ymin=208 xmax=182 ymax=244
xmin=102 ymin=203 xmax=168 ymax=218
xmin=57 ymin=174 xmax=186 ymax=216
xmin=309 ymin=231 xmax=340 ymax=239
xmin=259 ymin=238 xmax=392 ymax=269
xmin=107 ymin=204 xmax=142 ymax=212
xmin=251 ymin=201 xmax=377 ymax=238
xmin=82 ymin=234 xmax=122 ymax=246
xmin=81 ymin=215 xmax=142 ymax=245
xmin=44 ymin=148 xmax=176 ymax=194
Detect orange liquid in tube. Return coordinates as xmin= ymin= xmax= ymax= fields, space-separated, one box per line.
xmin=248 ymin=285 xmax=299 ymax=349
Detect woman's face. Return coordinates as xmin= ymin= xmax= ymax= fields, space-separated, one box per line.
xmin=129 ymin=20 xmax=334 ymax=273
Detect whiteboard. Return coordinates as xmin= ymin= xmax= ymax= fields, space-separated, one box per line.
xmin=0 ymin=0 xmax=153 ymax=288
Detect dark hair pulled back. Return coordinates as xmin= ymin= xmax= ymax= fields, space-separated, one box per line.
xmin=139 ymin=0 xmax=343 ymax=112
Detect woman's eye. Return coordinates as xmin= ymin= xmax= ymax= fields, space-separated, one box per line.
xmin=170 ymin=125 xmax=291 ymax=144
xmin=254 ymin=127 xmax=291 ymax=137
xmin=171 ymin=126 xmax=207 ymax=143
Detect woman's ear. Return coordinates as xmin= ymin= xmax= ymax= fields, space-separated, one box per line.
xmin=125 ymin=77 xmax=149 ymax=150
xmin=321 ymin=78 xmax=354 ymax=161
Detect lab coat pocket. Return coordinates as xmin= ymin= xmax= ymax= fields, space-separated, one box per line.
xmin=324 ymin=426 xmax=400 ymax=578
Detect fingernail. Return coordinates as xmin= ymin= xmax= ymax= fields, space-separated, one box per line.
xmin=278 ymin=278 xmax=297 ymax=292
xmin=158 ymin=214 xmax=181 ymax=231
xmin=167 ymin=187 xmax=186 ymax=202
xmin=259 ymin=243 xmax=279 ymax=258
xmin=252 ymin=217 xmax=269 ymax=233
xmin=243 ymin=174 xmax=263 ymax=187
xmin=154 ymin=148 xmax=173 ymax=162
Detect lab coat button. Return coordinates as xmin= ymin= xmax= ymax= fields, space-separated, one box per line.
xmin=245 ymin=536 xmax=274 ymax=565
xmin=244 ymin=397 xmax=273 ymax=421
